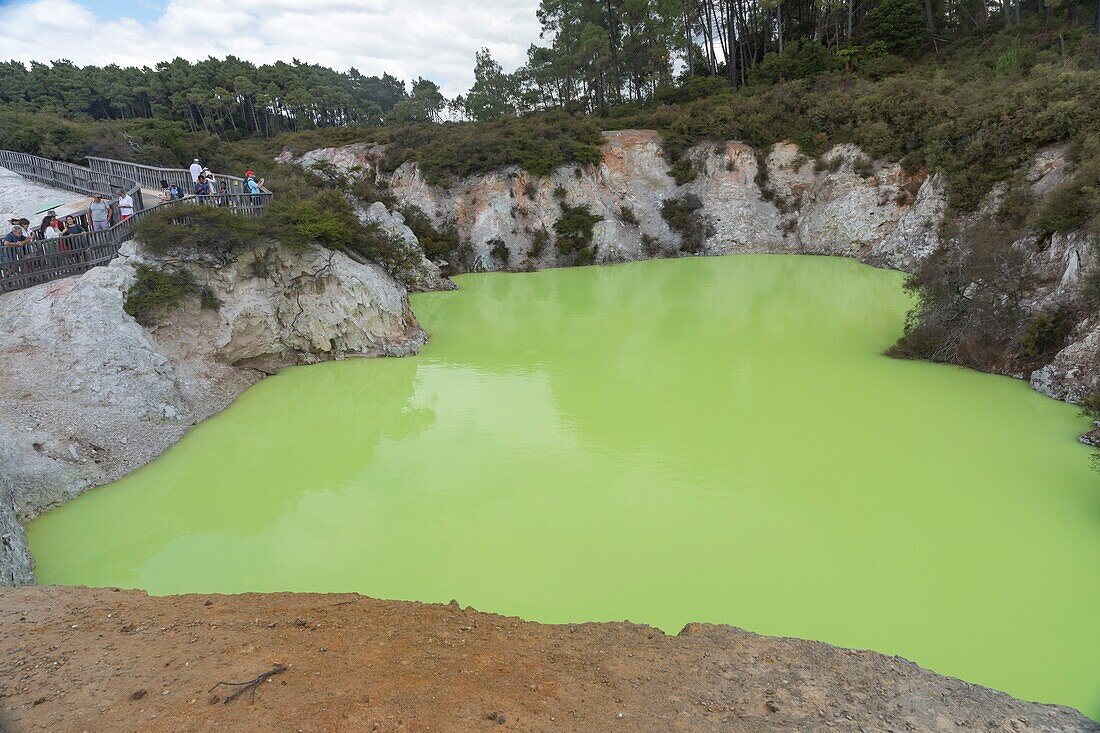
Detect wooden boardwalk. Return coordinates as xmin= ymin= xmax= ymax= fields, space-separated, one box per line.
xmin=0 ymin=151 xmax=272 ymax=294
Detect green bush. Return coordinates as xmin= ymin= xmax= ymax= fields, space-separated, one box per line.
xmin=381 ymin=110 xmax=603 ymax=184
xmin=1018 ymin=310 xmax=1074 ymax=360
xmin=752 ymin=41 xmax=840 ymax=84
xmin=529 ymin=228 xmax=550 ymax=259
xmin=135 ymin=204 xmax=263 ymax=257
xmin=619 ymin=205 xmax=639 ymax=225
xmin=553 ymin=204 xmax=602 ymax=260
xmin=400 ymin=205 xmax=459 ymax=261
xmin=488 ymin=237 xmax=509 ymax=266
xmin=124 ymin=264 xmax=197 ymax=326
xmin=1031 ymin=174 xmax=1093 ymax=236
xmin=671 ymin=157 xmax=697 ymax=185
xmin=661 ymin=194 xmax=713 ymax=253
xmin=265 ymin=189 xmax=420 ymax=283
xmin=852 ymin=155 xmax=875 ymax=178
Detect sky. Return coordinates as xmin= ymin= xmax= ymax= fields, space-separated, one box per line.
xmin=0 ymin=0 xmax=543 ymax=96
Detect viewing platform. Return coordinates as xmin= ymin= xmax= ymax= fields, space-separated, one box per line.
xmin=0 ymin=151 xmax=273 ymax=294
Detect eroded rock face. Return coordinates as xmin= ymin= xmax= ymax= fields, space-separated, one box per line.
xmin=286 ymin=133 xmax=1097 ymax=407
xmin=0 ymin=241 xmax=427 ymax=585
xmin=355 ymin=133 xmax=945 ymax=271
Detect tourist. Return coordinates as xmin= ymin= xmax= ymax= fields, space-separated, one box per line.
xmin=39 ymin=212 xmax=60 ymax=240
xmin=189 ymin=158 xmax=203 ymax=184
xmin=88 ymin=193 xmax=111 ymax=231
xmin=159 ymin=180 xmax=173 ymax=203
xmin=61 ymin=215 xmax=85 ymax=236
xmin=1 ymin=222 xmax=31 ymax=272
xmin=193 ymin=174 xmax=213 ymax=198
xmin=118 ymin=189 xmax=135 ymax=221
xmin=246 ymin=172 xmax=265 ymax=204
xmin=216 ymin=180 xmax=231 ymax=207
xmin=3 ymin=223 xmax=30 ymax=244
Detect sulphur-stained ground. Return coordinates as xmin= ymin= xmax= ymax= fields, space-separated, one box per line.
xmin=0 ymin=588 xmax=1096 ymax=733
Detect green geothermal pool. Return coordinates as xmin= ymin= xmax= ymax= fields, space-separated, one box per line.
xmin=29 ymin=255 xmax=1099 ymax=717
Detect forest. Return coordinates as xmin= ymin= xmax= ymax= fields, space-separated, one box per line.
xmin=0 ymin=0 xmax=1097 ymax=132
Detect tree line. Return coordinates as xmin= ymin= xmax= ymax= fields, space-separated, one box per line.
xmin=453 ymin=0 xmax=1100 ymax=119
xmin=0 ymin=0 xmax=1097 ymax=134
xmin=0 ymin=56 xmax=438 ymax=137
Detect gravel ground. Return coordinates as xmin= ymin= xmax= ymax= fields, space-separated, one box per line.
xmin=0 ymin=586 xmax=1096 ymax=733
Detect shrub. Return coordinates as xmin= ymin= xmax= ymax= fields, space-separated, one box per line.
xmin=852 ymin=155 xmax=875 ymax=179
xmin=671 ymin=157 xmax=697 ymax=185
xmin=488 ymin=238 xmax=509 ymax=266
xmin=1018 ymin=309 xmax=1074 ymax=361
xmin=661 ymin=194 xmax=713 ymax=254
xmin=619 ymin=205 xmax=639 ymax=225
xmin=1031 ymin=175 xmax=1092 ymax=237
xmin=400 ymin=205 xmax=458 ymax=261
xmin=135 ymin=205 xmax=262 ymax=258
xmin=553 ymin=204 xmax=602 ymax=261
xmin=529 ymin=228 xmax=549 ymax=259
xmin=752 ymin=40 xmax=840 ymax=84
xmin=815 ymin=154 xmax=844 ymax=173
xmin=889 ymin=220 xmax=1031 ymax=370
xmin=380 ymin=110 xmax=603 ymax=185
xmin=265 ymin=189 xmax=420 ymax=283
xmin=124 ymin=264 xmax=197 ymax=326
xmin=641 ymin=233 xmax=663 ymax=257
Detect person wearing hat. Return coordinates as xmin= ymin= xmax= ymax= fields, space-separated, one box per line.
xmin=245 ymin=171 xmax=265 ymax=204
xmin=88 ymin=193 xmax=111 ymax=231
xmin=189 ymin=158 xmax=203 ymax=184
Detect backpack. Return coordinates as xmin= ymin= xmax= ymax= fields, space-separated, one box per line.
xmin=169 ymin=184 xmax=183 ymax=200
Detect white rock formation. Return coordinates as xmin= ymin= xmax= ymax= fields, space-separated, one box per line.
xmin=284 ymin=132 xmax=1098 ymax=406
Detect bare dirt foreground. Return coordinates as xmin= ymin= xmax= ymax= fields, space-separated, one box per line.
xmin=0 ymin=587 xmax=1095 ymax=733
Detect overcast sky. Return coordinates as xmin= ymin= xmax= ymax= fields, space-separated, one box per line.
xmin=0 ymin=0 xmax=543 ymax=97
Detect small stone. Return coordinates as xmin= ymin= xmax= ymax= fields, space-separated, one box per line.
xmin=766 ymin=701 xmax=780 ymax=713
xmin=129 ymin=690 xmax=146 ymax=701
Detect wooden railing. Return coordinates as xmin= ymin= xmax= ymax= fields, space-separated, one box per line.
xmin=0 ymin=151 xmax=273 ymax=294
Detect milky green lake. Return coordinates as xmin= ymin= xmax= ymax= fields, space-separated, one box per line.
xmin=28 ymin=255 xmax=1099 ymax=717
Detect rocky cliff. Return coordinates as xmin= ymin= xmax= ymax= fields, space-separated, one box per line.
xmin=281 ymin=130 xmax=1096 ymax=404
xmin=0 ymin=241 xmax=426 ymax=585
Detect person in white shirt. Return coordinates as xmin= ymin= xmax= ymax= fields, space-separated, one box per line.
xmin=39 ymin=212 xmax=60 ymax=239
xmin=117 ymin=189 xmax=135 ymax=220
xmin=189 ymin=159 xmax=203 ymax=184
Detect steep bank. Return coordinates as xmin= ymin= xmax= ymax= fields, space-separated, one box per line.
xmin=280 ymin=131 xmax=1097 ymax=404
xmin=2 ymin=586 xmax=1097 ymax=733
xmin=0 ymin=240 xmax=427 ymax=585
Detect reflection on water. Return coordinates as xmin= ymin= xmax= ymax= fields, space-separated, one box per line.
xmin=29 ymin=255 xmax=1099 ymax=718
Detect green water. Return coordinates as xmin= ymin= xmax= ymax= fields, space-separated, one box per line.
xmin=28 ymin=255 xmax=1099 ymax=717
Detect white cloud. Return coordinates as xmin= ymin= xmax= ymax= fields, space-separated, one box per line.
xmin=0 ymin=0 xmax=542 ymax=97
